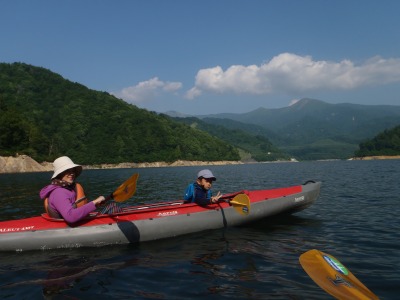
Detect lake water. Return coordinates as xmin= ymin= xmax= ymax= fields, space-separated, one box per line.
xmin=0 ymin=160 xmax=399 ymax=299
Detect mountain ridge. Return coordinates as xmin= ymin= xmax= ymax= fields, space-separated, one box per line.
xmin=166 ymin=98 xmax=400 ymax=159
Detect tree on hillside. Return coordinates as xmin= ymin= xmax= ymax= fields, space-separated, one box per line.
xmin=355 ymin=125 xmax=400 ymax=156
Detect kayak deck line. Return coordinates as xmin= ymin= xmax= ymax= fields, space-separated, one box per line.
xmin=40 ymin=201 xmax=188 ymax=222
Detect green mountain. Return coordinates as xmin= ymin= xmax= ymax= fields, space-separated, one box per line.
xmin=196 ymin=99 xmax=400 ymax=160
xmin=166 ymin=116 xmax=289 ymax=161
xmin=0 ymin=62 xmax=240 ymax=164
xmin=355 ymin=125 xmax=400 ymax=157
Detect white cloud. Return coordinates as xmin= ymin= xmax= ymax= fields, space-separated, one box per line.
xmin=185 ymin=53 xmax=400 ymax=98
xmin=113 ymin=77 xmax=182 ymax=103
xmin=163 ymin=81 xmax=182 ymax=92
xmin=185 ymin=87 xmax=202 ymax=99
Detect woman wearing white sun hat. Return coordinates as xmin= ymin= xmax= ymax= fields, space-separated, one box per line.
xmin=39 ymin=156 xmax=106 ymax=224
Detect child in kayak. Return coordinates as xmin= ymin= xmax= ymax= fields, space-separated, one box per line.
xmin=39 ymin=156 xmax=106 ymax=224
xmin=184 ymin=169 xmax=222 ymax=205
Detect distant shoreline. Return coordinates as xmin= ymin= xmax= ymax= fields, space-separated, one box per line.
xmin=349 ymin=155 xmax=400 ymax=160
xmin=1 ymin=155 xmax=400 ymax=174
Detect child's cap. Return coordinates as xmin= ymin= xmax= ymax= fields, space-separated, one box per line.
xmin=197 ymin=169 xmax=216 ymax=181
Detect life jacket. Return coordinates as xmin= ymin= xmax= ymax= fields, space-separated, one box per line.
xmin=184 ymin=183 xmax=211 ymax=202
xmin=44 ymin=183 xmax=87 ymax=218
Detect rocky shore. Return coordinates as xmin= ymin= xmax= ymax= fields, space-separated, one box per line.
xmin=0 ymin=155 xmax=52 ymax=174
xmin=349 ymin=155 xmax=400 ymax=160
xmin=0 ymin=155 xmax=244 ymax=174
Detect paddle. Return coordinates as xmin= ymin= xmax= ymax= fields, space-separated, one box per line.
xmin=299 ymin=249 xmax=379 ymax=300
xmin=104 ymin=173 xmax=139 ymax=203
xmin=225 ymin=193 xmax=250 ymax=215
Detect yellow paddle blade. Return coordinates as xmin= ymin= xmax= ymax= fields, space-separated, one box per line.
xmin=111 ymin=173 xmax=139 ymax=202
xmin=300 ymin=249 xmax=379 ymax=300
xmin=230 ymin=194 xmax=250 ymax=215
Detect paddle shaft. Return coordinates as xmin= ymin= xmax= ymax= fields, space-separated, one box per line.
xmin=75 ymin=188 xmax=123 ymax=204
xmin=104 ymin=193 xmax=114 ymax=201
xmin=75 ymin=173 xmax=139 ymax=205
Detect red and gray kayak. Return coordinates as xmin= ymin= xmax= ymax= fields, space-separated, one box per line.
xmin=0 ymin=181 xmax=321 ymax=252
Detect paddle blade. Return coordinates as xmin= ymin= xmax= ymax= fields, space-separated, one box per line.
xmin=111 ymin=173 xmax=139 ymax=202
xmin=230 ymin=194 xmax=250 ymax=215
xmin=300 ymin=249 xmax=379 ymax=300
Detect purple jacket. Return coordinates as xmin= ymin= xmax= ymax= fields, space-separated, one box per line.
xmin=40 ymin=184 xmax=96 ymax=224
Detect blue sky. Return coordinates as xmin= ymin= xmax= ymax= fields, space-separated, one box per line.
xmin=2 ymin=0 xmax=400 ymax=115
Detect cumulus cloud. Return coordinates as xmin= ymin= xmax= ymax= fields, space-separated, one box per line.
xmin=113 ymin=77 xmax=182 ymax=103
xmin=184 ymin=53 xmax=400 ymax=99
xmin=185 ymin=86 xmax=202 ymax=99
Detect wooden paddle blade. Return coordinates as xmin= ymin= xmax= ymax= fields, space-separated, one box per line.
xmin=230 ymin=194 xmax=250 ymax=215
xmin=111 ymin=173 xmax=139 ymax=202
xmin=299 ymin=249 xmax=379 ymax=300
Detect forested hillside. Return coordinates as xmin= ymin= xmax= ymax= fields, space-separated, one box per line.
xmin=168 ymin=116 xmax=289 ymax=161
xmin=0 ymin=63 xmax=240 ymax=164
xmin=198 ymin=98 xmax=400 ymax=160
xmin=355 ymin=125 xmax=400 ymax=157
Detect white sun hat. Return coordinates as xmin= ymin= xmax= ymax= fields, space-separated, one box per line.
xmin=197 ymin=169 xmax=216 ymax=181
xmin=51 ymin=156 xmax=82 ymax=179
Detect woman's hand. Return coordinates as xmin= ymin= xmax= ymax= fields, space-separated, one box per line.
xmin=93 ymin=196 xmax=106 ymax=207
xmin=211 ymin=191 xmax=222 ymax=203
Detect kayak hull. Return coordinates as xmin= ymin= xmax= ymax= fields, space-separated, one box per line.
xmin=0 ymin=181 xmax=321 ymax=251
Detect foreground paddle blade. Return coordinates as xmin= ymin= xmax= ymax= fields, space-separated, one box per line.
xmin=111 ymin=173 xmax=139 ymax=202
xmin=230 ymin=194 xmax=250 ymax=215
xmin=300 ymin=249 xmax=379 ymax=300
